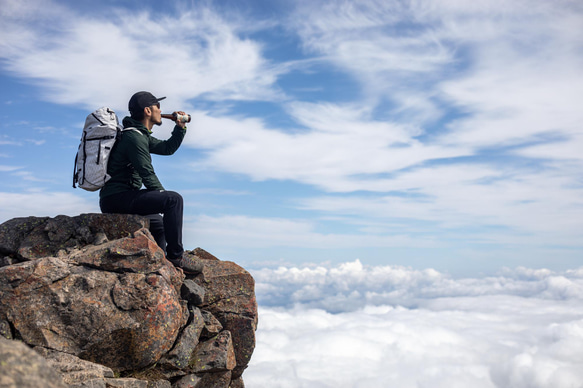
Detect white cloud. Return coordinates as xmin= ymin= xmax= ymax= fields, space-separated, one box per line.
xmin=298 ymin=164 xmax=583 ymax=245
xmin=0 ymin=0 xmax=282 ymax=111
xmin=251 ymin=260 xmax=583 ymax=311
xmin=245 ymin=261 xmax=583 ymax=387
xmin=186 ymin=106 xmax=468 ymax=190
xmin=516 ymin=133 xmax=583 ymax=164
xmin=0 ymin=165 xmax=21 ymax=172
xmin=0 ymin=191 xmax=99 ymax=222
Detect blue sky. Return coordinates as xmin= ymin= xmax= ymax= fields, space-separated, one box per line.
xmin=1 ymin=0 xmax=582 ymax=275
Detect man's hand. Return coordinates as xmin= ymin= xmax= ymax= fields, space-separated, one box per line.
xmin=174 ymin=111 xmax=188 ymax=129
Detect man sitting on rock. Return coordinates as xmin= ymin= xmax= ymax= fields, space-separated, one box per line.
xmin=99 ymin=91 xmax=198 ymax=273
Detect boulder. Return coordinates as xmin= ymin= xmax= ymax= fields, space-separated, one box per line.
xmin=0 ymin=221 xmax=186 ymax=371
xmin=190 ymin=331 xmax=236 ymax=373
xmin=34 ymin=347 xmax=115 ymax=384
xmin=0 ymin=214 xmax=257 ymax=387
xmin=181 ymin=279 xmax=206 ymax=306
xmin=200 ymin=310 xmax=223 ymax=339
xmin=173 ymin=371 xmax=231 ymax=388
xmin=0 ymin=214 xmax=148 ymax=261
xmin=159 ymin=307 xmax=205 ymax=370
xmin=0 ymin=336 xmax=67 ymax=388
xmin=191 ymin=257 xmax=258 ymax=378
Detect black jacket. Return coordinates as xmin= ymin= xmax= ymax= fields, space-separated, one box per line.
xmin=99 ymin=116 xmax=186 ymax=198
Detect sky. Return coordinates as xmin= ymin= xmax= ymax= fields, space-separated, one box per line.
xmin=1 ymin=1 xmax=583 ymax=386
xmin=1 ymin=0 xmax=582 ymax=275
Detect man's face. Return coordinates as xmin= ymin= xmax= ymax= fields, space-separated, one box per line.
xmin=151 ymin=102 xmax=163 ymax=126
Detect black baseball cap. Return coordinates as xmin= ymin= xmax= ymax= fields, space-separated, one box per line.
xmin=128 ymin=91 xmax=166 ymax=114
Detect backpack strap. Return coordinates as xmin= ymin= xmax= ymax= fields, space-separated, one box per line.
xmin=122 ymin=127 xmax=142 ymax=135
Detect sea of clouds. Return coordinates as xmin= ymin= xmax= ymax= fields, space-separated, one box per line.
xmin=244 ymin=261 xmax=583 ymax=388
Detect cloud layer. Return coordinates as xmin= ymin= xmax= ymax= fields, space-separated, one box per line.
xmin=246 ymin=261 xmax=583 ymax=387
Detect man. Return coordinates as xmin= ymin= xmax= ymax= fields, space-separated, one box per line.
xmin=99 ymin=91 xmax=198 ymax=272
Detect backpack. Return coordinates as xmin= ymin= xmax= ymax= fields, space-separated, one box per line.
xmin=72 ymin=107 xmax=123 ymax=191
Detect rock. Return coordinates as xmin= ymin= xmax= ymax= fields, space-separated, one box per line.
xmin=69 ymin=379 xmax=107 ymax=388
xmin=193 ymin=260 xmax=257 ymax=377
xmin=0 ymin=214 xmax=149 ymax=261
xmin=173 ymin=371 xmax=231 ymax=388
xmin=160 ymin=307 xmax=205 ymax=370
xmin=147 ymin=380 xmax=172 ymax=388
xmin=0 ymin=318 xmax=12 ymax=339
xmin=35 ymin=347 xmax=115 ymax=384
xmin=103 ymin=378 xmax=148 ymax=387
xmin=0 ymin=214 xmax=258 ymax=388
xmin=0 ymin=216 xmax=49 ymax=259
xmin=190 ymin=331 xmax=236 ymax=373
xmin=0 ymin=336 xmax=67 ymax=388
xmin=229 ymin=376 xmax=245 ymax=388
xmin=0 ymin=242 xmax=186 ymax=371
xmin=200 ymin=310 xmax=223 ymax=339
xmin=181 ymin=279 xmax=205 ymax=306
xmin=188 ymin=248 xmax=219 ymax=262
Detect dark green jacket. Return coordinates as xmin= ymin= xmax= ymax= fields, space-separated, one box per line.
xmin=99 ymin=116 xmax=186 ymax=199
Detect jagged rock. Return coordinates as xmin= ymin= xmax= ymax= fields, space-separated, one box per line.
xmin=0 ymin=216 xmax=48 ymax=259
xmin=0 ymin=214 xmax=149 ymax=261
xmin=69 ymin=379 xmax=107 ymax=388
xmin=0 ymin=318 xmax=12 ymax=339
xmin=229 ymin=376 xmax=245 ymax=388
xmin=187 ymin=248 xmax=220 ymax=262
xmin=190 ymin=331 xmax=236 ymax=373
xmin=0 ymin=255 xmax=18 ymax=267
xmin=201 ymin=310 xmax=223 ymax=339
xmin=160 ymin=307 xmax=205 ymax=370
xmin=0 ymin=231 xmax=186 ymax=371
xmin=173 ymin=371 xmax=231 ymax=388
xmin=148 ymin=381 xmax=172 ymax=388
xmin=0 ymin=214 xmax=256 ymax=388
xmin=0 ymin=337 xmax=67 ymax=388
xmin=181 ymin=279 xmax=206 ymax=306
xmin=35 ymin=347 xmax=115 ymax=384
xmin=103 ymin=378 xmax=148 ymax=387
xmin=192 ymin=259 xmax=257 ymax=378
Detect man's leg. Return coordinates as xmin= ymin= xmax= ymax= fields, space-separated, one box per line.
xmin=146 ymin=214 xmax=166 ymax=255
xmin=101 ymin=192 xmax=170 ymax=254
xmin=100 ymin=190 xmax=200 ymax=272
xmin=127 ymin=190 xmax=184 ymax=260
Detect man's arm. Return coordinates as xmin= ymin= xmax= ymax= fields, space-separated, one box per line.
xmin=149 ymin=125 xmax=187 ymax=155
xmin=126 ymin=131 xmax=165 ymax=190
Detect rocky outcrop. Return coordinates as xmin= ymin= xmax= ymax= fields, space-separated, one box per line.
xmin=0 ymin=214 xmax=257 ymax=388
xmin=0 ymin=336 xmax=67 ymax=388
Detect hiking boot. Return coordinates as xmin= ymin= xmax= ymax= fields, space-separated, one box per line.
xmin=169 ymin=255 xmax=203 ymax=274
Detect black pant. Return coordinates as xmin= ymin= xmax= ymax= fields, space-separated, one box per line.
xmin=100 ymin=190 xmax=184 ymax=260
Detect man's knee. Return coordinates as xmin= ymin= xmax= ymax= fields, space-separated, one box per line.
xmin=164 ymin=191 xmax=183 ymax=207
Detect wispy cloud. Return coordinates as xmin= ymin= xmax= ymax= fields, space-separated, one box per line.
xmin=0 ymin=0 xmax=283 ymax=111
xmin=0 ymin=191 xmax=99 ymax=222
xmin=187 ymin=106 xmax=468 ymax=188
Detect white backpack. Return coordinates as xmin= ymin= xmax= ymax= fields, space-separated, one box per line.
xmin=73 ymin=107 xmax=123 ymax=191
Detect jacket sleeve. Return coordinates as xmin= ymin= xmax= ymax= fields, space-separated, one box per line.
xmin=126 ymin=131 xmax=165 ymax=191
xmin=149 ymin=125 xmax=187 ymax=155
